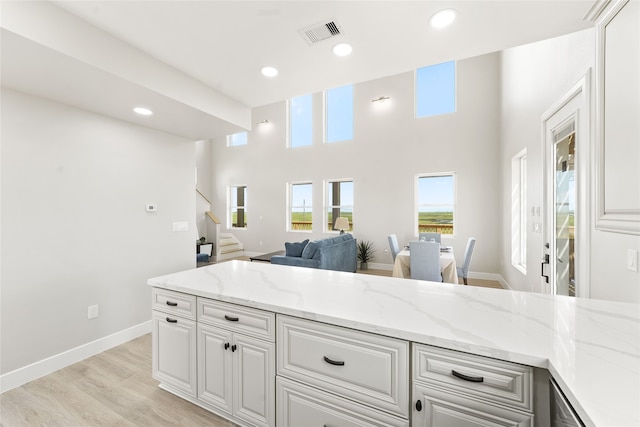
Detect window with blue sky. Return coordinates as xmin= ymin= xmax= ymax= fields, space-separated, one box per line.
xmin=326 ymin=180 xmax=353 ymax=232
xmin=227 ymin=131 xmax=247 ymax=146
xmin=326 ymin=85 xmax=353 ymax=143
xmin=290 ymin=182 xmax=312 ymax=231
xmin=416 ymin=61 xmax=456 ymax=117
xmin=289 ymin=94 xmax=313 ymax=148
xmin=417 ymin=174 xmax=455 ymax=235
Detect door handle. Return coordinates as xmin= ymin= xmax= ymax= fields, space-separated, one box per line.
xmin=541 ymin=253 xmax=550 ymax=283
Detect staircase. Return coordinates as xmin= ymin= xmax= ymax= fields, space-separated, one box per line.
xmin=217 ymin=233 xmax=244 ymax=261
xmin=197 ymin=189 xmax=245 ymax=262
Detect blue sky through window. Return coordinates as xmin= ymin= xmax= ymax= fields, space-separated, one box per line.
xmin=290 ymin=94 xmax=313 ymax=147
xmin=326 ymin=85 xmax=353 ymax=143
xmin=291 ymin=183 xmax=312 ymax=212
xmin=418 ymin=175 xmax=454 ymax=211
xmin=228 ymin=131 xmax=247 ymax=146
xmin=416 ymin=61 xmax=456 ymax=117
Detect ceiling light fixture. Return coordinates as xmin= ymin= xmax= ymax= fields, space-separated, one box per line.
xmin=371 ymin=96 xmax=390 ymax=103
xmin=332 ymin=43 xmax=352 ymax=57
xmin=261 ymin=66 xmax=278 ymax=77
xmin=133 ymin=107 xmax=153 ymax=116
xmin=429 ymin=9 xmax=456 ymax=28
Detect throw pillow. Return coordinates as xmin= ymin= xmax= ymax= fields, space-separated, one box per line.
xmin=301 ymin=241 xmax=318 ymax=259
xmin=285 ymin=239 xmax=309 ymax=257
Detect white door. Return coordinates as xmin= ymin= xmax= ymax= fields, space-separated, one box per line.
xmin=542 ymin=74 xmax=590 ymax=297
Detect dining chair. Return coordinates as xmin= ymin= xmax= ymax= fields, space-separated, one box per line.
xmin=387 ymin=234 xmax=401 ymax=261
xmin=409 ymin=241 xmax=442 ymax=282
xmin=456 ymin=237 xmax=476 ymax=285
xmin=418 ymin=232 xmax=441 ymax=243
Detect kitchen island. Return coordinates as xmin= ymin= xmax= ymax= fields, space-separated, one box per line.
xmin=148 ymin=260 xmax=640 ymax=426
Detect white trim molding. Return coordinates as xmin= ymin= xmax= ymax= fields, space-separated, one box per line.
xmin=0 ymin=321 xmax=151 ymax=394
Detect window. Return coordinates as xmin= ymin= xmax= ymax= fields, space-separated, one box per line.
xmin=227 ymin=131 xmax=247 ymax=146
xmin=416 ymin=61 xmax=456 ymax=117
xmin=326 ymin=85 xmax=354 ymax=143
xmin=416 ymin=174 xmax=455 ymax=235
xmin=326 ymin=180 xmax=354 ymax=232
xmin=289 ymin=94 xmax=313 ymax=147
xmin=512 ymin=149 xmax=527 ymax=273
xmin=289 ymin=182 xmax=312 ymax=231
xmin=229 ymin=185 xmax=247 ymax=228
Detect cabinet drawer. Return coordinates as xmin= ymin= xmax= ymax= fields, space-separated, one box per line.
xmin=413 ymin=344 xmax=532 ymax=411
xmin=277 ymin=315 xmax=409 ymax=418
xmin=198 ymin=298 xmax=275 ymax=341
xmin=152 ymin=288 xmax=196 ymax=320
xmin=277 ymin=377 xmax=408 ymax=427
xmin=412 ymin=382 xmax=533 ymax=427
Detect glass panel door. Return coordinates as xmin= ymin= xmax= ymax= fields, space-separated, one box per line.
xmin=554 ymin=129 xmax=576 ymax=296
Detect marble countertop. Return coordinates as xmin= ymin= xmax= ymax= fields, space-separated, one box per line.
xmin=148 ymin=260 xmax=640 ymax=426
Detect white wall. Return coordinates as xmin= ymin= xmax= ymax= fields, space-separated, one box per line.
xmin=0 ymin=89 xmax=196 ymax=375
xmin=208 ymin=53 xmax=501 ymax=276
xmin=499 ymin=28 xmax=640 ymax=303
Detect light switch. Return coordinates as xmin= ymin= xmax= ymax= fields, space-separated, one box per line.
xmin=146 ymin=204 xmax=158 ymax=212
xmin=627 ymin=249 xmax=638 ymax=272
xmin=173 ymin=221 xmax=189 ymax=232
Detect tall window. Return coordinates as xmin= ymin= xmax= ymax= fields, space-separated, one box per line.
xmin=229 ymin=185 xmax=247 ymax=228
xmin=416 ymin=61 xmax=456 ymax=118
xmin=289 ymin=182 xmax=312 ymax=231
xmin=512 ymin=149 xmax=527 ymax=273
xmin=227 ymin=131 xmax=247 ymax=146
xmin=326 ymin=179 xmax=354 ymax=232
xmin=416 ymin=174 xmax=455 ymax=235
xmin=326 ymin=85 xmax=354 ymax=143
xmin=289 ymin=94 xmax=313 ymax=148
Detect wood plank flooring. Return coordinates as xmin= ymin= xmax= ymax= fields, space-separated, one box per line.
xmin=0 ymin=334 xmax=236 ymax=427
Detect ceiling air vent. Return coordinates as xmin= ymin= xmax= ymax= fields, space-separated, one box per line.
xmin=298 ymin=19 xmax=343 ymax=46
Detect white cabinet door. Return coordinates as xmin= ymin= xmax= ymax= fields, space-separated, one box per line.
xmin=152 ymin=310 xmax=197 ymax=397
xmin=198 ymin=323 xmax=233 ymax=414
xmin=413 ymin=383 xmax=533 ymax=427
xmin=233 ymin=334 xmax=275 ymax=427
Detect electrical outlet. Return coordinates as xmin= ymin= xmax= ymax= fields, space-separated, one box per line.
xmin=88 ymin=304 xmax=99 ymax=319
xmin=628 ymin=249 xmax=638 ymax=272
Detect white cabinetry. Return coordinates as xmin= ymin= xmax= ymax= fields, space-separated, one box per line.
xmin=277 ymin=314 xmax=409 ymax=426
xmin=198 ymin=298 xmax=275 ymax=427
xmin=151 ymin=288 xmax=197 ymax=398
xmin=412 ymin=344 xmax=534 ymax=426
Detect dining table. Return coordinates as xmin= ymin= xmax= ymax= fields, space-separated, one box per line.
xmin=391 ymin=247 xmax=459 ymax=284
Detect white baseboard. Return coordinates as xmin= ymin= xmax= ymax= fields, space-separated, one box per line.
xmin=0 ymin=320 xmax=151 ymax=394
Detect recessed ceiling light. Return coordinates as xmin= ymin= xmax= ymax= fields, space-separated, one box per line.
xmin=332 ymin=43 xmax=352 ymax=57
xmin=133 ymin=107 xmax=153 ymax=116
xmin=261 ymin=66 xmax=278 ymax=77
xmin=430 ymin=9 xmax=456 ymax=28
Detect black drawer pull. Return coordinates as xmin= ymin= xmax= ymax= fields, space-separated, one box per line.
xmin=452 ymin=370 xmax=484 ymax=383
xmin=165 ymin=317 xmax=177 ymax=323
xmin=224 ymin=342 xmax=230 ymax=350
xmin=323 ymin=356 xmax=345 ymax=366
xmin=416 ymin=400 xmax=423 ymax=411
xmin=166 ymin=301 xmax=178 ymax=307
xmin=231 ymin=344 xmax=237 ymax=352
xmin=224 ymin=315 xmax=239 ymax=322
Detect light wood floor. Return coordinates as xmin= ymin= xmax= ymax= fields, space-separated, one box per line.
xmin=0 ymin=334 xmax=236 ymax=427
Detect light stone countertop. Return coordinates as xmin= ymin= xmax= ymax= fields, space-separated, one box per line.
xmin=148 ymin=260 xmax=640 ymax=427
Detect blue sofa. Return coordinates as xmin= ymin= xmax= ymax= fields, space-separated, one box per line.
xmin=271 ymin=234 xmax=357 ymax=273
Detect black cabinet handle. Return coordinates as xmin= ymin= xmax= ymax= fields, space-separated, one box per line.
xmin=416 ymin=400 xmax=422 ymax=411
xmin=165 ymin=317 xmax=177 ymax=323
xmin=224 ymin=315 xmax=239 ymax=322
xmin=224 ymin=342 xmax=230 ymax=350
xmin=323 ymin=356 xmax=345 ymax=366
xmin=452 ymin=369 xmax=484 ymax=383
xmin=166 ymin=301 xmax=178 ymax=307
xmin=231 ymin=344 xmax=237 ymax=352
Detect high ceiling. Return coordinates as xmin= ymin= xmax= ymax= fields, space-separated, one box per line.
xmin=1 ymin=1 xmax=596 ymax=139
